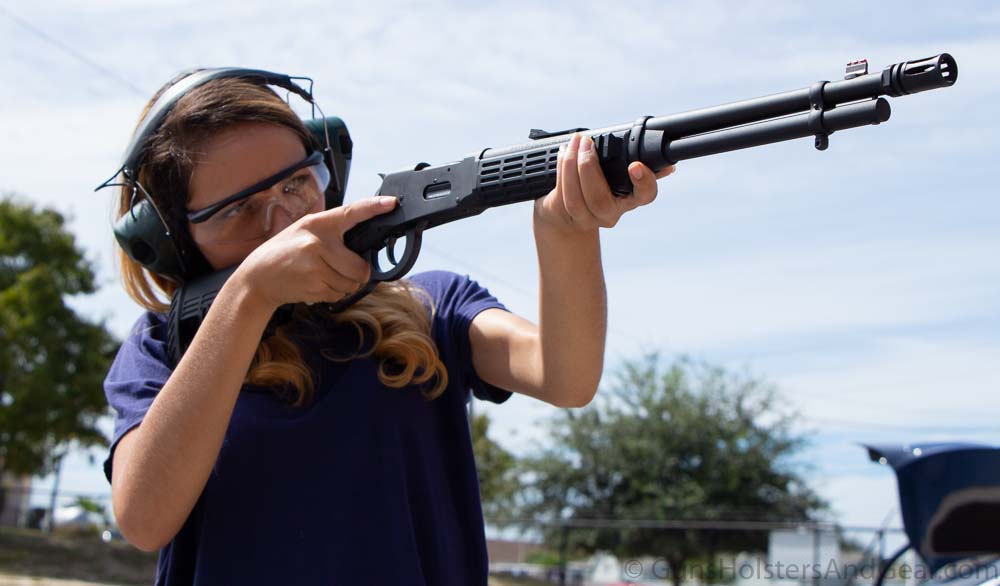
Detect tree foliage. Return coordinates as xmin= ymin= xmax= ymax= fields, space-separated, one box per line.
xmin=471 ymin=412 xmax=519 ymax=522
xmin=0 ymin=194 xmax=119 ymax=476
xmin=517 ymin=353 xmax=826 ymax=584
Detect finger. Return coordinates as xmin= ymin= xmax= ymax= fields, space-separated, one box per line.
xmin=312 ymin=195 xmax=398 ymax=235
xmin=559 ymin=133 xmax=596 ymax=229
xmin=316 ymin=274 xmax=357 ymax=303
xmin=624 ymin=163 xmax=660 ymax=210
xmin=576 ymin=135 xmax=619 ymax=227
xmin=316 ymin=264 xmax=366 ymax=303
xmin=339 ymin=195 xmax=399 ymax=234
xmin=317 ymin=242 xmax=371 ymax=285
xmin=299 ymin=258 xmax=359 ymax=304
xmin=538 ymin=141 xmax=573 ymax=224
xmin=654 ymin=164 xmax=677 ymax=180
xmin=550 ymin=142 xmax=570 ymax=220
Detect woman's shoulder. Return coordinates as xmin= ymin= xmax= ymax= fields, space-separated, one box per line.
xmin=125 ymin=309 xmax=169 ymax=343
xmin=111 ymin=309 xmax=172 ymax=371
xmin=404 ymin=270 xmax=507 ymax=319
xmin=405 ymin=270 xmax=489 ymax=311
xmin=405 ymin=269 xmax=467 ymax=290
xmin=102 ymin=309 xmax=174 ymax=408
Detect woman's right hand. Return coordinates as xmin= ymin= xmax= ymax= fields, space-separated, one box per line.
xmin=231 ymin=196 xmax=399 ymax=311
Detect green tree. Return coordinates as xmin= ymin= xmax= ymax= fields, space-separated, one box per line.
xmin=518 ymin=354 xmax=826 ymax=585
xmin=471 ymin=412 xmax=519 ymax=522
xmin=0 ymin=194 xmax=119 ymax=477
xmin=73 ymin=495 xmax=111 ymax=525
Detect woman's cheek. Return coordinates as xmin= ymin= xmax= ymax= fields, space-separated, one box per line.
xmin=311 ymin=194 xmax=326 ymax=214
xmin=202 ymin=241 xmax=259 ymax=271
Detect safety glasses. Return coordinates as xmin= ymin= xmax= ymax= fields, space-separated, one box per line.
xmin=187 ymin=151 xmax=330 ymax=244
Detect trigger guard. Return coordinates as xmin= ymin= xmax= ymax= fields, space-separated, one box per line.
xmin=367 ymin=224 xmax=424 ymax=282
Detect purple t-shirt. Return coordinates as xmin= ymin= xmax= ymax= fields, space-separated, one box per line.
xmin=103 ymin=270 xmax=513 ymax=585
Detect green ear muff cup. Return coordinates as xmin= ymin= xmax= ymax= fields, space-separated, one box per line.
xmin=305 ymin=116 xmax=353 ymax=210
xmin=113 ymin=198 xmax=187 ymax=280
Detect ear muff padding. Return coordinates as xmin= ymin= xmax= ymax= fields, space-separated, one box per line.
xmin=113 ymin=198 xmax=188 ymax=280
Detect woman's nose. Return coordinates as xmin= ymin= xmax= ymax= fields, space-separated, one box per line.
xmin=263 ymin=201 xmax=297 ymax=237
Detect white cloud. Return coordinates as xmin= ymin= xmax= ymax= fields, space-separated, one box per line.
xmin=3 ymin=0 xmax=997 ymax=531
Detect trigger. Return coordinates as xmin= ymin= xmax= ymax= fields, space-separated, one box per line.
xmin=386 ymin=236 xmax=398 ymax=265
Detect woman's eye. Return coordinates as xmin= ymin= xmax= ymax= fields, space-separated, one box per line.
xmin=282 ymin=174 xmax=310 ymax=195
xmin=221 ymin=199 xmax=250 ymax=219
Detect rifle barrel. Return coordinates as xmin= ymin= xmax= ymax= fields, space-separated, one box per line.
xmin=646 ymin=53 xmax=955 ymax=137
xmin=664 ymin=98 xmax=891 ymax=161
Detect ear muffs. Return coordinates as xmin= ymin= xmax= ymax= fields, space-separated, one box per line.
xmin=112 ymin=198 xmax=189 ymax=279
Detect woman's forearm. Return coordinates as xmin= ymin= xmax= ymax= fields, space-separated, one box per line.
xmin=112 ymin=271 xmax=275 ymax=551
xmin=533 ymin=220 xmax=607 ymax=407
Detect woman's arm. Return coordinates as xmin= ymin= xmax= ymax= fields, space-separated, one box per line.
xmin=469 ymin=228 xmax=605 ymax=408
xmin=470 ymin=133 xmax=675 ymax=408
xmin=112 ymin=271 xmax=273 ymax=551
xmin=112 ymin=197 xmax=396 ymax=552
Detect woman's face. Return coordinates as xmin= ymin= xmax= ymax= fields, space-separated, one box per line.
xmin=187 ymin=122 xmax=325 ymax=270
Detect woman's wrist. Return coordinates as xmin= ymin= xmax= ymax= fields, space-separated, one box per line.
xmin=224 ymin=264 xmax=281 ymax=320
xmin=532 ymin=204 xmax=601 ymax=243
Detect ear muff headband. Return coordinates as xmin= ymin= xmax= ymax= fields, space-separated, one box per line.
xmin=121 ymin=68 xmax=314 ymax=177
xmin=103 ymin=67 xmax=351 ymax=283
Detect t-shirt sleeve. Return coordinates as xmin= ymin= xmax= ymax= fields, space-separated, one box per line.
xmin=406 ymin=270 xmax=514 ymax=404
xmin=102 ymin=311 xmax=173 ymax=484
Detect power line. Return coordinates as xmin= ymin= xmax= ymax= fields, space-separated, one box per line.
xmin=485 ymin=517 xmax=905 ymax=533
xmin=801 ymin=414 xmax=1000 ymax=435
xmin=1 ymin=5 xmax=977 ymax=437
xmin=0 ymin=5 xmax=148 ymax=97
xmin=431 ymin=232 xmax=991 ymax=433
xmin=1 ymin=484 xmax=110 ymax=501
xmin=423 ymin=241 xmax=997 ymax=432
xmin=0 ymin=1 xmax=654 ymax=355
xmin=421 ymin=242 xmax=651 ymax=350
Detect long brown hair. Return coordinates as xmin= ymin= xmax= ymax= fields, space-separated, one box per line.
xmin=115 ymin=75 xmax=448 ymax=405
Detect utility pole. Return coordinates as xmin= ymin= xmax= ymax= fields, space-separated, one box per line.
xmin=46 ymin=453 xmax=63 ymax=533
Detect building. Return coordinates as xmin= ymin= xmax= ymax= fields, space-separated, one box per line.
xmin=0 ymin=457 xmax=32 ymax=527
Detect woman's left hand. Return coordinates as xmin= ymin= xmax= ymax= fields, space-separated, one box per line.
xmin=533 ymin=132 xmax=676 ymax=235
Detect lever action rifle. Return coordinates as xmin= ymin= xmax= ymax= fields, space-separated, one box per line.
xmin=167 ymin=53 xmax=958 ymax=364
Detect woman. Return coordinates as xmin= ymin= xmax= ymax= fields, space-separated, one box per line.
xmin=103 ymin=70 xmax=675 ymax=585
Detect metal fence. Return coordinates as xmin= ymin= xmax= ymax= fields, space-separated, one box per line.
xmin=1 ymin=485 xmax=923 ymax=586
xmin=484 ymin=517 xmax=914 ymax=586
xmin=0 ymin=483 xmax=113 ymax=533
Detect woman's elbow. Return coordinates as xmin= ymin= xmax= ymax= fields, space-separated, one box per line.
xmin=553 ymin=382 xmax=599 ymax=408
xmin=113 ymin=492 xmax=172 ymax=553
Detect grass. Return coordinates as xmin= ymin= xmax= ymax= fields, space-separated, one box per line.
xmin=1 ymin=526 xmax=556 ymax=585
xmin=0 ymin=527 xmax=157 ymax=586
xmin=489 ymin=577 xmax=554 ymax=586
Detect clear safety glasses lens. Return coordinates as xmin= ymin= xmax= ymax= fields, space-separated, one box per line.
xmin=192 ymin=161 xmax=331 ymax=245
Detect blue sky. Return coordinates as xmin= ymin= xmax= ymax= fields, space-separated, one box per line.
xmin=1 ymin=0 xmax=997 ymax=538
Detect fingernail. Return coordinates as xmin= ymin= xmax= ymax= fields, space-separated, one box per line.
xmin=379 ymin=196 xmax=397 ymax=205
xmin=629 ymin=165 xmax=644 ymax=180
xmin=580 ymin=136 xmax=593 ymax=153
